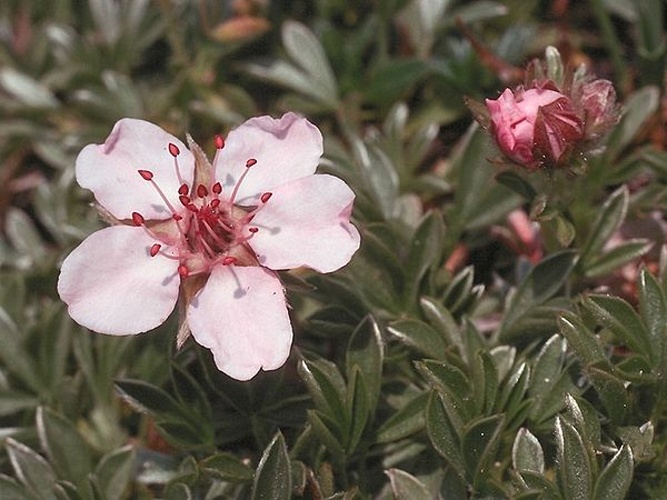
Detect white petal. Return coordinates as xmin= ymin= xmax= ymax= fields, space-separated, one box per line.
xmin=214 ymin=113 xmax=323 ymax=205
xmin=249 ymin=174 xmax=360 ymax=273
xmin=76 ymin=119 xmax=194 ymax=220
xmin=188 ymin=266 xmax=292 ymax=381
xmin=58 ymin=226 xmax=180 ymax=335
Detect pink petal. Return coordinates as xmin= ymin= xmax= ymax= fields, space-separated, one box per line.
xmin=213 ymin=113 xmax=323 ymax=205
xmin=58 ymin=225 xmax=180 ymax=335
xmin=188 ymin=266 xmax=292 ymax=381
xmin=76 ymin=119 xmax=194 ymax=220
xmin=249 ymin=174 xmax=360 ymax=273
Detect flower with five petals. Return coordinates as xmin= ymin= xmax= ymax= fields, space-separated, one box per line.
xmin=57 ymin=113 xmax=360 ymax=380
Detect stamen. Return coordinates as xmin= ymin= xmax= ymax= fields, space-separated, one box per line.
xmin=132 ymin=212 xmax=145 ymax=226
xmin=178 ymin=183 xmax=189 ymax=195
xmin=137 ymin=169 xmax=182 ymax=217
xmin=179 ymin=195 xmax=191 ymax=207
xmin=169 ymin=143 xmax=185 ymax=185
xmin=178 ymin=264 xmax=189 ymax=277
xmin=222 ymin=256 xmax=237 ymax=265
xmin=138 ymin=170 xmax=153 ymax=181
xmin=260 ymin=192 xmax=272 ymax=203
xmin=249 ymin=227 xmax=259 ymax=233
xmin=197 ymin=184 xmax=208 ymax=198
xmin=214 ymin=135 xmax=225 ymax=149
xmin=173 ymin=214 xmax=183 ymax=221
xmin=229 ymin=162 xmax=254 ymax=205
xmin=212 ymin=182 xmax=222 ymax=195
xmin=246 ymin=158 xmax=257 ymax=168
xmin=150 ymin=243 xmax=161 ymax=257
xmin=210 ymin=199 xmax=221 ymax=209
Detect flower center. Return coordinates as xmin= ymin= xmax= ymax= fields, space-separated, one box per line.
xmin=132 ymin=139 xmax=272 ymax=278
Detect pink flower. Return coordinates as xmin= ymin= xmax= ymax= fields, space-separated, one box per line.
xmin=485 ymin=87 xmax=584 ymax=169
xmin=57 ymin=113 xmax=360 ymax=380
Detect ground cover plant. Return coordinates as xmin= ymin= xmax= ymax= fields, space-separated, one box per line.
xmin=1 ymin=0 xmax=667 ymax=498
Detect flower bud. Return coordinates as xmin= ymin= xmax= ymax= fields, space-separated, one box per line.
xmin=485 ymin=87 xmax=583 ymax=169
xmin=475 ymin=46 xmax=619 ymax=171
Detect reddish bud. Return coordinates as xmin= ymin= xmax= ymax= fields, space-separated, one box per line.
xmin=168 ymin=143 xmax=180 ymax=157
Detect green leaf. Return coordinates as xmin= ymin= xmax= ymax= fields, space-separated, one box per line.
xmin=387 ymin=319 xmax=447 ymax=360
xmin=0 ymin=68 xmax=59 ymax=108
xmin=593 ymin=445 xmax=633 ymax=500
xmin=5 ymin=438 xmax=58 ymax=500
xmin=471 ymin=350 xmax=498 ymax=415
xmin=426 ymin=392 xmax=465 ymax=479
xmin=557 ymin=312 xmax=607 ymax=366
xmin=376 ymin=391 xmax=428 ymax=443
xmin=495 ymin=171 xmax=537 ymax=202
xmin=583 ymin=240 xmax=653 ymax=278
xmin=346 ymin=316 xmax=384 ymax=416
xmin=605 ymin=86 xmax=660 ymax=162
xmin=385 ymin=468 xmax=431 ymax=499
xmin=0 ymin=307 xmax=41 ymax=393
xmin=114 ymin=379 xmax=184 ymax=418
xmin=36 ymin=407 xmax=93 ymax=487
xmin=584 ymin=294 xmax=652 ymax=361
xmin=307 ymin=411 xmax=345 ymax=460
xmin=365 ymin=59 xmax=431 ymax=105
xmin=518 ymin=471 xmax=561 ymax=500
xmin=93 ymin=446 xmax=136 ymax=500
xmin=512 ymin=428 xmax=544 ymax=473
xmin=297 ymin=357 xmax=347 ymax=423
xmin=529 ymin=334 xmax=577 ymax=423
xmin=404 ymin=211 xmax=446 ymax=306
xmin=419 ymin=296 xmax=463 ymax=351
xmin=501 ymin=251 xmax=577 ymax=339
xmin=201 ymin=452 xmax=254 ymax=483
xmin=555 ymin=417 xmax=592 ymax=500
xmin=416 ymin=360 xmax=473 ymax=427
xmin=579 ymin=185 xmax=628 ymax=266
xmin=637 ymin=267 xmax=667 ymax=347
xmin=345 ymin=368 xmax=369 ymax=452
xmin=462 ymin=414 xmax=505 ymax=485
xmin=588 ymin=367 xmax=629 ymax=424
xmin=251 ymin=432 xmax=291 ymax=500
xmin=281 ymin=21 xmax=338 ymax=106
xmin=0 ymin=474 xmax=35 ymax=500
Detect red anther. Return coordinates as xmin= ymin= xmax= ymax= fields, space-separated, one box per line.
xmin=210 ymin=199 xmax=221 ymax=209
xmin=168 ymin=143 xmax=180 ymax=157
xmin=248 ymin=227 xmax=259 ymax=233
xmin=212 ymin=182 xmax=222 ymax=194
xmin=222 ymin=256 xmax=237 ymax=265
xmin=138 ymin=170 xmax=154 ymax=181
xmin=260 ymin=192 xmax=272 ymax=203
xmin=214 ymin=134 xmax=225 ymax=149
xmin=132 ymin=212 xmax=145 ymax=226
xmin=178 ymin=264 xmax=189 ymax=277
xmin=178 ymin=183 xmax=189 ymax=195
xmin=187 ymin=203 xmax=198 ymax=213
xmin=173 ymin=214 xmax=183 ymax=221
xmin=246 ymin=158 xmax=257 ymax=168
xmin=149 ymin=243 xmax=161 ymax=257
xmin=197 ymin=184 xmax=208 ymax=198
xmin=179 ymin=195 xmax=191 ymax=206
